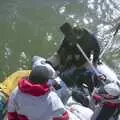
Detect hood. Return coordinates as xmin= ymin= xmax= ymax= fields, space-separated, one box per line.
xmin=18 ymin=79 xmax=49 ymax=96
xmin=104 ymin=82 xmax=120 ymax=97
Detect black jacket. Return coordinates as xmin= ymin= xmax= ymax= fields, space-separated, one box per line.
xmin=57 ymin=28 xmax=100 ymax=69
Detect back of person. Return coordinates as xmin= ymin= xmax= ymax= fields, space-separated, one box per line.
xmin=9 ymin=87 xmax=65 ymax=120
xmin=8 ymin=60 xmax=69 ymax=120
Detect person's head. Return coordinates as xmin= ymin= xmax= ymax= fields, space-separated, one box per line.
xmin=104 ymin=82 xmax=120 ymax=97
xmin=29 ymin=61 xmax=56 ymax=84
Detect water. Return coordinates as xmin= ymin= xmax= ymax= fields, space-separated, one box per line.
xmin=0 ymin=0 xmax=120 ymax=80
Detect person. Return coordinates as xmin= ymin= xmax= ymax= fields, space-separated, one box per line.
xmin=7 ymin=61 xmax=69 ymax=120
xmin=60 ymin=61 xmax=103 ymax=96
xmin=48 ymin=22 xmax=100 ymax=72
xmin=32 ymin=56 xmax=71 ymax=104
xmin=91 ymin=81 xmax=120 ymax=120
xmin=47 ymin=22 xmax=103 ymax=94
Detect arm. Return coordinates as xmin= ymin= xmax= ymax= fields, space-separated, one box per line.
xmin=50 ymin=92 xmax=69 ymax=120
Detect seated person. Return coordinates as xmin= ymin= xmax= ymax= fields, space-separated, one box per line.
xmin=32 ymin=56 xmax=70 ymax=104
xmin=7 ymin=61 xmax=69 ymax=120
xmin=91 ymin=81 xmax=120 ymax=120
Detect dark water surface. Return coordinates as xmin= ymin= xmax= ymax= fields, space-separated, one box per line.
xmin=0 ymin=0 xmax=120 ymax=80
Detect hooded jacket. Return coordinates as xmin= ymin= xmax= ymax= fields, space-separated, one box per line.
xmin=8 ymin=79 xmax=69 ymax=120
xmin=57 ymin=27 xmax=100 ymax=70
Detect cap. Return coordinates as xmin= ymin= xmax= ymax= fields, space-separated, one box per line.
xmin=32 ymin=56 xmax=46 ymax=69
xmin=32 ymin=62 xmax=57 ymax=80
xmin=104 ymin=82 xmax=120 ymax=97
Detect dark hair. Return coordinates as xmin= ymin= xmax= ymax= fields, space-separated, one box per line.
xmin=29 ymin=71 xmax=47 ymax=84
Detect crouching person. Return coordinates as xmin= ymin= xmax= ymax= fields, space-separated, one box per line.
xmin=7 ymin=62 xmax=69 ymax=120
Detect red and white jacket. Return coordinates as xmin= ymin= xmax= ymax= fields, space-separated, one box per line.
xmin=7 ymin=79 xmax=69 ymax=120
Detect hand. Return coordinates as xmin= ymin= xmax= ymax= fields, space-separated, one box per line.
xmin=97 ymin=74 xmax=106 ymax=81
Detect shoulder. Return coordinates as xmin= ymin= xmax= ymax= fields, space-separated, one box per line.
xmin=48 ymin=91 xmax=65 ymax=109
xmin=48 ymin=91 xmax=60 ymax=100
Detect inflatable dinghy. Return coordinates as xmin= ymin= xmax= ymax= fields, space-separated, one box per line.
xmin=0 ymin=62 xmax=120 ymax=120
